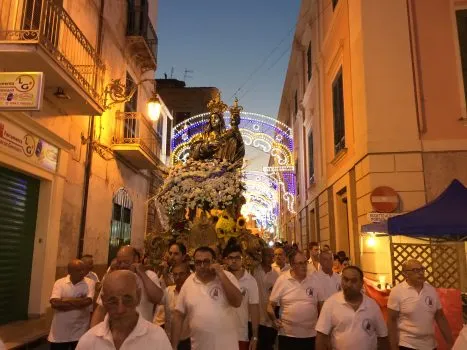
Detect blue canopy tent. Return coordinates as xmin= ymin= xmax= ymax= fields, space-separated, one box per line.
xmin=386 ymin=179 xmax=467 ymax=241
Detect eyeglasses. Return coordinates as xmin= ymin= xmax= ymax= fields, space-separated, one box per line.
xmin=194 ymin=259 xmax=212 ymax=266
xmin=404 ymin=267 xmax=425 ymax=273
xmin=227 ymin=256 xmax=242 ymax=261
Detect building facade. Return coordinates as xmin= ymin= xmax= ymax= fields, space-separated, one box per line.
xmin=0 ymin=0 xmax=171 ymax=328
xmin=277 ymin=0 xmax=467 ymax=286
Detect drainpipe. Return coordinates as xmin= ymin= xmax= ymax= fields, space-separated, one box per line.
xmin=78 ymin=0 xmax=105 ymax=258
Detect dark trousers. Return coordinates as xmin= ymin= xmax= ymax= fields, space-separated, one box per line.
xmin=278 ymin=336 xmax=315 ymax=350
xmin=257 ymin=325 xmax=278 ymax=350
xmin=178 ymin=338 xmax=191 ymax=350
xmin=49 ymin=342 xmax=78 ymax=350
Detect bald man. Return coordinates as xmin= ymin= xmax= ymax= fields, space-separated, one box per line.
xmin=77 ymin=270 xmax=171 ymax=349
xmin=91 ymin=245 xmax=163 ymax=327
xmin=47 ymin=259 xmax=95 ymax=350
xmin=272 ymin=248 xmax=290 ymax=275
xmin=387 ymin=259 xmax=453 ymax=350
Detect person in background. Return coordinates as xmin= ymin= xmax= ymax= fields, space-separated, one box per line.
xmin=314 ymin=251 xmax=342 ymax=312
xmin=171 ymin=246 xmax=242 ymax=350
xmin=164 ymin=263 xmax=192 ymax=350
xmin=307 ymin=242 xmax=320 ymax=275
xmin=76 ymin=270 xmax=171 ymax=349
xmin=224 ymin=244 xmax=260 ymax=350
xmin=321 ymin=245 xmax=331 ymax=253
xmin=272 ymin=248 xmax=290 ymax=275
xmin=303 ymin=249 xmax=310 ymax=261
xmin=332 ymin=254 xmax=343 ymax=274
xmin=48 ymin=259 xmax=95 ymax=350
xmin=341 ymin=258 xmax=350 ymax=269
xmin=91 ymin=245 xmax=163 ymax=327
xmin=253 ymin=248 xmax=280 ymax=350
xmin=316 ymin=266 xmax=389 ymax=350
xmin=81 ymin=254 xmax=100 ymax=284
xmin=268 ymin=251 xmax=320 ymax=350
xmin=387 ymin=259 xmax=453 ymax=350
xmin=160 ymin=242 xmax=188 ymax=287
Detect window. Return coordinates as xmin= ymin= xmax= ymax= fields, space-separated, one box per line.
xmin=124 ymin=72 xmax=138 ymax=113
xmin=456 ymin=10 xmax=467 ymax=104
xmin=308 ymin=131 xmax=314 ymax=183
xmin=332 ymin=0 xmax=339 ymax=10
xmin=165 ymin=118 xmax=172 ymax=156
xmin=332 ymin=69 xmax=345 ymax=154
xmin=294 ymin=90 xmax=298 ymax=116
xmin=307 ymin=42 xmax=312 ymax=81
xmin=108 ymin=188 xmax=133 ymax=264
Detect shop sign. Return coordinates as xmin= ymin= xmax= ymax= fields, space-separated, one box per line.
xmin=0 ymin=117 xmax=58 ymax=172
xmin=367 ymin=212 xmax=399 ymax=223
xmin=0 ymin=72 xmax=44 ymax=111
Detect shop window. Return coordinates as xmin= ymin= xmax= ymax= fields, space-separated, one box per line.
xmin=108 ymin=188 xmax=133 ymax=264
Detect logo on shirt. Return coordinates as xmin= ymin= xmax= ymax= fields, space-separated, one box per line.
xmin=361 ymin=319 xmax=373 ymax=336
xmin=209 ymin=286 xmax=221 ymax=300
xmin=240 ymin=287 xmax=247 ymax=297
xmin=306 ymin=287 xmax=314 ymax=297
xmin=425 ymin=296 xmax=433 ymax=308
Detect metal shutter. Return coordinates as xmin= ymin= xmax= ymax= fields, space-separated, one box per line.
xmin=0 ymin=166 xmax=39 ymax=325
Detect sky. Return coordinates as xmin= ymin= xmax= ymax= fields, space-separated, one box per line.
xmin=156 ymin=0 xmax=301 ymax=120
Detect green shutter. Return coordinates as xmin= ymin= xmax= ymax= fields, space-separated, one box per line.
xmin=0 ymin=166 xmax=39 ymax=325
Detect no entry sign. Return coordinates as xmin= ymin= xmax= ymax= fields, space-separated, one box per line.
xmin=370 ymin=186 xmax=399 ymax=213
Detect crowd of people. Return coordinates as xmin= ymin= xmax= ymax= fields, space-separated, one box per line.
xmin=4 ymin=241 xmax=465 ymax=350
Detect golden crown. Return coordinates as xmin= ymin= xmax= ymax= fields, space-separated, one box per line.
xmin=207 ymin=93 xmax=228 ymax=115
xmin=229 ymin=97 xmax=243 ymax=115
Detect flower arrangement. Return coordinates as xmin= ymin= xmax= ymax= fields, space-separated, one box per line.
xmin=156 ymin=159 xmax=245 ymax=215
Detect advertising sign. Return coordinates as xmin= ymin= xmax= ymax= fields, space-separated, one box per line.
xmin=0 ymin=117 xmax=59 ymax=172
xmin=0 ymin=72 xmax=44 ymax=111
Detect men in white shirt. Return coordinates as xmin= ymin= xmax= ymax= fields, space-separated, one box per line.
xmin=76 ymin=270 xmax=171 ymax=350
xmin=387 ymin=259 xmax=453 ymax=350
xmin=224 ymin=244 xmax=260 ymax=350
xmin=163 ymin=263 xmax=192 ymax=350
xmin=307 ymin=242 xmax=320 ymax=274
xmin=91 ymin=245 xmax=163 ymax=327
xmin=81 ymin=254 xmax=100 ymax=284
xmin=268 ymin=251 xmax=319 ymax=350
xmin=313 ymin=250 xmax=341 ymax=311
xmin=316 ymin=266 xmax=389 ymax=350
xmin=271 ymin=247 xmax=290 ymax=275
xmin=48 ymin=259 xmax=95 ymax=350
xmin=171 ymin=246 xmax=243 ymax=350
xmin=253 ymin=247 xmax=279 ymax=350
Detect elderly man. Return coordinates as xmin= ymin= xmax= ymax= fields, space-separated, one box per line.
xmin=91 ymin=245 xmax=163 ymax=327
xmin=313 ymin=250 xmax=341 ymax=311
xmin=272 ymin=248 xmax=290 ymax=275
xmin=316 ymin=266 xmax=388 ymax=350
xmin=307 ymin=242 xmax=320 ymax=274
xmin=48 ymin=259 xmax=95 ymax=350
xmin=387 ymin=259 xmax=453 ymax=350
xmin=76 ymin=270 xmax=171 ymax=349
xmin=253 ymin=247 xmax=280 ymax=350
xmin=171 ymin=246 xmax=243 ymax=350
xmin=224 ymin=244 xmax=260 ymax=350
xmin=267 ymin=251 xmax=320 ymax=350
xmin=81 ymin=254 xmax=100 ymax=283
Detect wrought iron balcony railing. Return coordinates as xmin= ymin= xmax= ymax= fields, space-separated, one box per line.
xmin=113 ymin=112 xmax=161 ymax=168
xmin=126 ymin=6 xmax=158 ymax=67
xmin=0 ymin=0 xmax=105 ymax=107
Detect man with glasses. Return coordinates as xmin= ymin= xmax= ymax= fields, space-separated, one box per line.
xmin=171 ymin=246 xmax=243 ymax=350
xmin=76 ymin=270 xmax=171 ymax=349
xmin=224 ymin=244 xmax=260 ymax=350
xmin=387 ymin=259 xmax=453 ymax=350
xmin=267 ymin=251 xmax=320 ymax=350
xmin=272 ymin=248 xmax=290 ymax=275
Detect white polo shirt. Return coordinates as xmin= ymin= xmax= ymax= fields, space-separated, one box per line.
xmin=269 ymin=270 xmax=320 ymax=338
xmin=271 ymin=262 xmax=290 ymax=275
xmin=176 ymin=271 xmax=240 ymax=350
xmin=76 ymin=314 xmax=171 ymax=350
xmin=387 ymin=281 xmax=442 ymax=349
xmin=315 ymin=291 xmax=388 ymax=350
xmin=314 ymin=269 xmax=342 ymax=302
xmin=307 ymin=260 xmax=320 ymax=275
xmin=233 ymin=270 xmax=259 ymax=341
xmin=253 ymin=265 xmax=279 ymax=327
xmin=97 ymin=270 xmax=161 ymax=322
xmin=163 ymin=285 xmax=191 ymax=341
xmin=86 ymin=271 xmax=100 ymax=283
xmin=48 ymin=276 xmax=95 ymax=343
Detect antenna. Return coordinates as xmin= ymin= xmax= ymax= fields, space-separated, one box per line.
xmin=183 ymin=69 xmax=194 ymax=81
xmin=170 ymin=67 xmax=175 ymax=79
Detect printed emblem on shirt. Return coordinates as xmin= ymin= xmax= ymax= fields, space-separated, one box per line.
xmin=425 ymin=296 xmax=433 ymax=308
xmin=240 ymin=287 xmax=247 ymax=296
xmin=209 ymin=286 xmax=221 ymax=300
xmin=361 ymin=319 xmax=373 ymax=336
xmin=306 ymin=287 xmax=314 ymax=297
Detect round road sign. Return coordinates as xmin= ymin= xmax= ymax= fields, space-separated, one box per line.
xmin=370 ymin=186 xmax=399 ymax=213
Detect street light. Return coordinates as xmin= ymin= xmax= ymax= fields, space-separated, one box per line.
xmin=103 ymin=78 xmax=161 ymax=121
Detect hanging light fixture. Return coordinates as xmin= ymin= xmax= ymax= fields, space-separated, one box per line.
xmin=147 ymin=92 xmax=161 ymax=121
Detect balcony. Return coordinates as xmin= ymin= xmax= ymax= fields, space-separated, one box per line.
xmin=112 ymin=112 xmax=161 ymax=169
xmin=126 ymin=6 xmax=158 ymax=72
xmin=0 ymin=0 xmax=105 ymax=115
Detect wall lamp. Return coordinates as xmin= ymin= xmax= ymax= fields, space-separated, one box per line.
xmin=103 ymin=78 xmax=161 ymax=121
